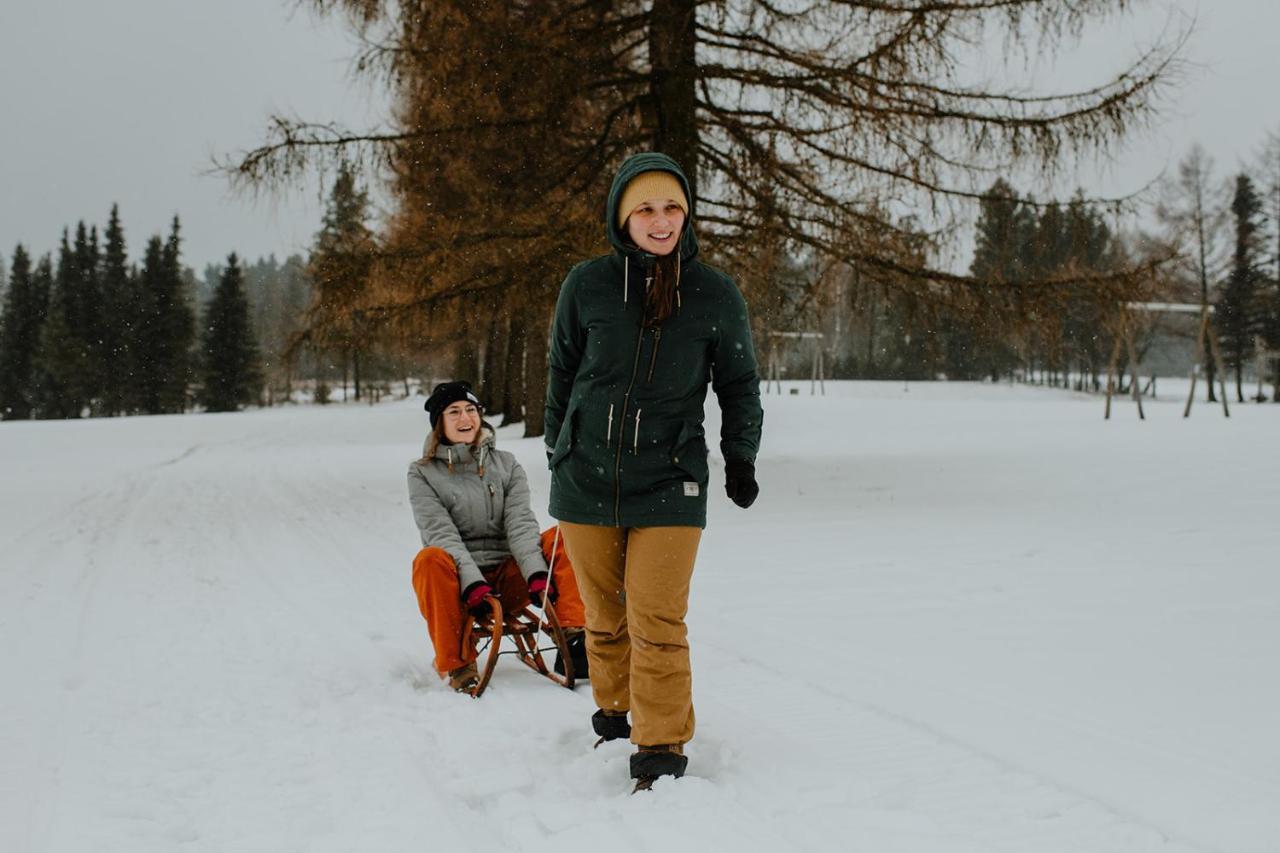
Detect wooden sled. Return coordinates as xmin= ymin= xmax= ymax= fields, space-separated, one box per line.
xmin=458 ymin=595 xmax=576 ymax=698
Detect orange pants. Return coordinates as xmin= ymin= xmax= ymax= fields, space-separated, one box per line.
xmin=411 ymin=527 xmax=586 ymax=675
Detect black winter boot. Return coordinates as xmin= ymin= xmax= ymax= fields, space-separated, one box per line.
xmin=631 ymin=744 xmax=687 ymax=792
xmin=554 ymin=630 xmax=589 ymax=679
xmin=591 ymin=709 xmax=631 ymax=748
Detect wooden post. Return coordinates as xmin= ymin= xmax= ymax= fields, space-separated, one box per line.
xmin=1104 ymin=332 xmax=1122 ymax=420
xmin=810 ymin=336 xmax=818 ymax=395
xmin=1123 ymin=324 xmax=1145 ymax=420
xmin=1206 ymin=319 xmax=1231 ymax=418
xmin=1184 ymin=307 xmax=1209 ymax=417
xmin=1254 ymin=337 xmax=1267 ymax=402
xmin=810 ymin=335 xmax=826 ymax=396
xmin=818 ymin=343 xmax=826 ymax=396
xmin=766 ymin=341 xmax=782 ymax=394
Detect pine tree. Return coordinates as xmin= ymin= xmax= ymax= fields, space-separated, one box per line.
xmin=954 ymin=180 xmax=1035 ymax=380
xmin=0 ymin=246 xmax=42 ymax=419
xmin=71 ymin=222 xmax=105 ymax=412
xmin=200 ymin=253 xmax=261 ymax=412
xmin=1218 ymin=174 xmax=1266 ymax=402
xmin=1258 ymin=131 xmax=1280 ymax=399
xmin=133 ymin=219 xmax=195 ymax=414
xmin=160 ymin=216 xmax=195 ymax=411
xmin=99 ymin=204 xmax=132 ymax=415
xmin=308 ymin=163 xmax=375 ymax=401
xmin=33 ymin=253 xmax=82 ymax=419
xmin=30 ymin=232 xmax=93 ymax=418
xmin=32 ymin=254 xmax=52 ymax=327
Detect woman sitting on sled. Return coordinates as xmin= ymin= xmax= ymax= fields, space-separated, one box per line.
xmin=408 ymin=380 xmax=589 ymax=693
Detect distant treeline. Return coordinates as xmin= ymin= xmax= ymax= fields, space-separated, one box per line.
xmin=0 ymin=206 xmax=314 ymax=420
xmin=789 ymin=161 xmax=1280 ymax=400
xmin=756 ymin=181 xmax=1128 ymax=390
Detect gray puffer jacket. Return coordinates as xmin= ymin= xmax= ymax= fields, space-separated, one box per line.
xmin=407 ymin=426 xmax=546 ymax=591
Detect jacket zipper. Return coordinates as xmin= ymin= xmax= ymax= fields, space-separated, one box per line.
xmin=614 ymin=322 xmax=648 ymax=525
xmin=645 ymin=328 xmax=662 ymax=383
xmin=487 ymin=482 xmax=497 ymax=522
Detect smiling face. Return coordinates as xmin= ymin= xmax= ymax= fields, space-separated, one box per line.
xmin=625 ymin=197 xmax=686 ymax=256
xmin=440 ymin=401 xmax=482 ymax=445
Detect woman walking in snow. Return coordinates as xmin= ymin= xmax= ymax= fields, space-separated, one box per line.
xmin=545 ymin=152 xmax=763 ymax=789
xmin=408 ymin=381 xmax=589 ymax=693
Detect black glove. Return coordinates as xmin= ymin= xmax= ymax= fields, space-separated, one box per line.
xmin=724 ymin=458 xmax=759 ymax=509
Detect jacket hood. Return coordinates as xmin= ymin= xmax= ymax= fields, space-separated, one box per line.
xmin=606 ymin=152 xmax=699 ymax=265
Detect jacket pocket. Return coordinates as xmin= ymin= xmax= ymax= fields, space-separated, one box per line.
xmin=549 ymin=407 xmax=578 ymax=469
xmin=670 ymin=420 xmax=709 ymax=483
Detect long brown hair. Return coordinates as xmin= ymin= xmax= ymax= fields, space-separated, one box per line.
xmin=644 ymin=252 xmax=682 ymax=326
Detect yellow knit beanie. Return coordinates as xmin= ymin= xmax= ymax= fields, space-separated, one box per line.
xmin=617 ymin=171 xmax=689 ymax=227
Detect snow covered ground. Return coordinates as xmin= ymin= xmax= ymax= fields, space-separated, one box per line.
xmin=2 ymin=381 xmax=1276 ymax=853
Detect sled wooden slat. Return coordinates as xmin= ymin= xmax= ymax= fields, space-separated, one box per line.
xmin=459 ymin=596 xmax=505 ymax=698
xmin=458 ymin=597 xmax=575 ymax=697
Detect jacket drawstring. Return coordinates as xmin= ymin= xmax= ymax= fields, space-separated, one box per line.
xmin=675 ymin=255 xmax=682 ymax=311
xmin=624 ymin=261 xmax=629 ymax=303
xmin=633 ymin=408 xmax=642 ymax=454
xmin=606 ymin=403 xmax=614 ymax=447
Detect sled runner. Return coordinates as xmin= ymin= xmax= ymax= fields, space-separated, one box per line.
xmin=458 ymin=595 xmax=576 ymax=698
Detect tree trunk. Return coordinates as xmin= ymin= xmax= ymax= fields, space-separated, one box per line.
xmin=501 ymin=313 xmax=526 ymax=425
xmin=450 ymin=343 xmax=475 ymax=386
xmin=865 ymin=283 xmax=877 ymax=374
xmin=523 ymin=296 xmax=551 ymax=438
xmin=648 ymin=0 xmax=699 ymax=198
xmin=353 ymin=348 xmax=362 ymax=401
xmin=480 ymin=309 xmax=506 ymax=411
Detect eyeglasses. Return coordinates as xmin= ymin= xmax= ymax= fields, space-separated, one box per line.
xmin=443 ymin=404 xmax=481 ymax=419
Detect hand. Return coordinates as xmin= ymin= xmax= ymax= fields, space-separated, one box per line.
xmin=724 ymin=458 xmax=759 ymax=509
xmin=527 ymin=572 xmax=556 ymax=607
xmin=462 ymin=581 xmax=495 ymax=618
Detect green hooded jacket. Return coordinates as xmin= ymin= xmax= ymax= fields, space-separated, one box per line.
xmin=544 ymin=152 xmax=763 ymax=528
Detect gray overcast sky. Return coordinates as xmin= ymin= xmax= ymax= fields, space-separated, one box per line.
xmin=1 ymin=1 xmax=1277 ymax=274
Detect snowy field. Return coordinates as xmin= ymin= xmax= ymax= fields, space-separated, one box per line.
xmin=2 ymin=381 xmax=1277 ymax=853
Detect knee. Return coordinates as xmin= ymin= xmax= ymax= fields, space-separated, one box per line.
xmin=627 ymin=609 xmax=688 ymax=647
xmin=412 ymin=548 xmax=457 ymax=583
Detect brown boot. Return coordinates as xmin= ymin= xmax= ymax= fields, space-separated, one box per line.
xmin=447 ymin=661 xmax=480 ymax=694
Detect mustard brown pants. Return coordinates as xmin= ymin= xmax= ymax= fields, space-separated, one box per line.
xmin=558 ymin=521 xmax=703 ymax=747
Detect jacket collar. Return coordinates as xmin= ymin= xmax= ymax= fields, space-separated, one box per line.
xmin=425 ymin=425 xmax=495 ymax=465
